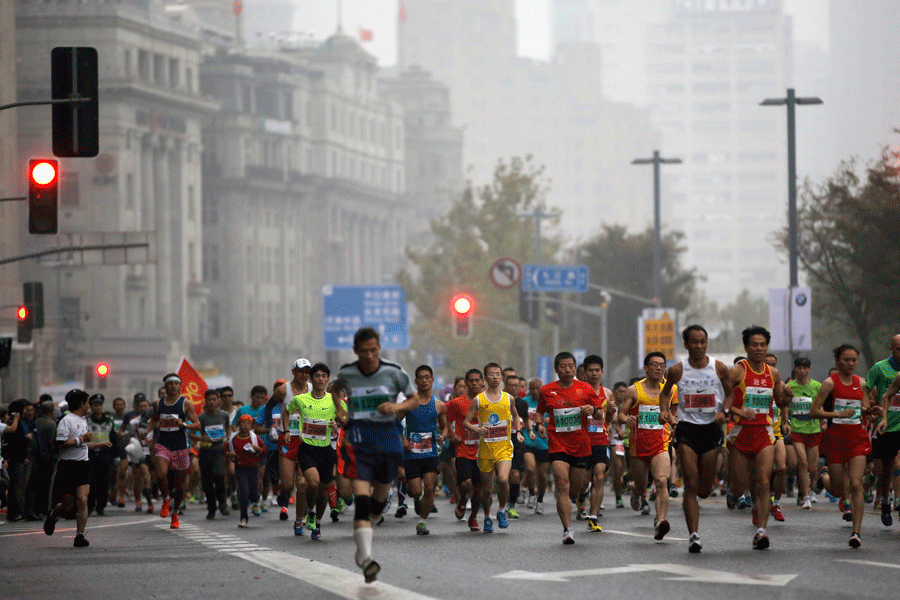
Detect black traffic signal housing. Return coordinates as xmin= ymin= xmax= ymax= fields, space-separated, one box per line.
xmin=545 ymin=293 xmax=562 ymax=325
xmin=28 ymin=159 xmax=59 ymax=234
xmin=0 ymin=337 xmax=12 ymax=369
xmin=51 ymin=46 xmax=99 ymax=158
xmin=24 ymin=282 xmax=44 ymax=329
xmin=451 ymin=294 xmax=473 ymax=339
xmin=519 ymin=289 xmax=538 ymax=329
xmin=17 ymin=306 xmax=32 ymax=344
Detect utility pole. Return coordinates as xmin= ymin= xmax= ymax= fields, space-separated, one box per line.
xmin=519 ymin=206 xmax=560 ymax=373
xmin=761 ymin=88 xmax=822 ymax=356
xmin=632 ymin=151 xmax=681 ymax=308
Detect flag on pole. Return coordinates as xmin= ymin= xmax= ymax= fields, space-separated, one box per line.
xmin=177 ymin=357 xmax=208 ymax=413
xmin=359 ymin=28 xmax=374 ymax=42
xmin=399 ymin=1 xmax=407 ymax=23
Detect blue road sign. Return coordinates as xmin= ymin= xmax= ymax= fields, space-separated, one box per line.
xmin=522 ymin=264 xmax=589 ymax=293
xmin=536 ymin=356 xmax=553 ymax=385
xmin=322 ymin=285 xmax=409 ymax=350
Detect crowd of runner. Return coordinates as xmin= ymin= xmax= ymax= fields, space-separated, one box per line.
xmin=4 ymin=325 xmax=900 ymax=582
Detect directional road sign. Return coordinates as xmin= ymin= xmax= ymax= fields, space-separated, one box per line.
xmin=322 ymin=284 xmax=409 ymax=350
xmin=522 ymin=264 xmax=589 ymax=293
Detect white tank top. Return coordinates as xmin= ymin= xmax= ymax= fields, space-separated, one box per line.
xmin=676 ymin=357 xmax=725 ymax=425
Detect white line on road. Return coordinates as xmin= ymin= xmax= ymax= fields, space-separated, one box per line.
xmin=837 ymin=559 xmax=900 ymax=570
xmin=0 ymin=517 xmax=159 ymax=537
xmin=495 ymin=563 xmax=797 ymax=586
xmin=601 ymin=528 xmax=687 ymax=541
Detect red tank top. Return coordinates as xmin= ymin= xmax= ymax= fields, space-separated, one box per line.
xmin=827 ymin=372 xmax=865 ymax=429
xmin=587 ymin=387 xmax=609 ymax=446
xmin=733 ymin=360 xmax=774 ymax=426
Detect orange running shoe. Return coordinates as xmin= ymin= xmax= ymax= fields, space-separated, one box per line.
xmin=160 ymin=499 xmax=172 ymax=518
xmin=170 ymin=514 xmax=180 ymax=529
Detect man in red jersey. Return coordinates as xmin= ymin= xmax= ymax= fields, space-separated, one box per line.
xmin=446 ymin=368 xmax=486 ymax=531
xmin=581 ymin=355 xmax=616 ymax=532
xmin=727 ymin=325 xmax=791 ymax=550
xmin=534 ymin=352 xmax=601 ymax=545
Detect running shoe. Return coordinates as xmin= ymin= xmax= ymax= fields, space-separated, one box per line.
xmin=576 ymin=509 xmax=588 ymax=520
xmin=160 ymin=499 xmax=172 ymax=518
xmin=374 ymin=514 xmax=385 ymax=526
xmin=468 ymin=516 xmax=480 ymax=531
xmin=337 ymin=497 xmax=346 ymax=512
xmin=640 ymin=499 xmax=651 ymax=516
xmin=73 ymin=533 xmax=89 ymax=548
xmin=232 ymin=495 xmax=239 ymax=509
xmin=207 ymin=511 xmax=216 ymax=520
xmin=360 ymin=557 xmax=380 ymax=584
xmin=252 ymin=504 xmax=261 ymax=517
xmin=117 ymin=497 xmax=125 ymax=508
xmin=311 ymin=526 xmax=321 ymax=541
xmin=840 ymin=498 xmax=850 ymax=513
xmin=43 ymin=512 xmax=58 ymax=536
xmin=416 ymin=522 xmax=430 ymax=535
xmin=615 ymin=497 xmax=625 ymax=509
xmin=587 ymin=517 xmax=602 ymax=532
xmin=563 ymin=529 xmax=575 ymax=545
xmin=220 ymin=505 xmax=230 ymax=516
xmin=305 ymin=513 xmax=316 ymax=531
xmin=849 ymin=532 xmax=861 ymax=548
xmin=881 ymin=502 xmax=893 ymax=527
xmin=395 ymin=503 xmax=408 ymax=519
xmin=261 ymin=502 xmax=269 ymax=513
xmin=280 ymin=507 xmax=289 ymax=521
xmin=239 ymin=518 xmax=248 ymax=528
xmin=535 ymin=501 xmax=544 ymax=515
xmin=146 ymin=502 xmax=154 ymax=514
xmin=170 ymin=515 xmax=180 ymax=529
xmin=726 ymin=492 xmax=737 ymax=510
xmin=178 ymin=502 xmax=185 ymax=516
xmin=331 ymin=508 xmax=340 ymax=523
xmin=688 ymin=533 xmax=702 ymax=553
xmin=668 ymin=485 xmax=679 ymax=498
xmin=384 ymin=488 xmax=393 ymax=513
xmin=631 ymin=493 xmax=642 ymax=512
xmin=809 ymin=492 xmax=818 ymax=503
xmin=497 ymin=510 xmax=508 ymax=529
xmin=824 ymin=491 xmax=837 ymax=502
xmin=289 ymin=496 xmax=295 ymax=505
xmin=293 ymin=520 xmax=304 ymax=536
xmin=483 ymin=516 xmax=494 ymax=533
xmin=770 ymin=504 xmax=785 ymax=522
xmin=576 ymin=491 xmax=588 ymax=512
xmin=802 ymin=496 xmax=812 ymax=510
xmin=135 ymin=504 xmax=143 ymax=513
xmin=752 ymin=533 xmax=769 ymax=550
xmin=654 ymin=519 xmax=670 ymax=540
xmin=507 ymin=507 xmax=519 ymax=519
xmin=526 ymin=495 xmax=536 ymax=509
xmin=737 ymin=495 xmax=749 ymax=510
xmin=455 ymin=496 xmax=467 ymax=520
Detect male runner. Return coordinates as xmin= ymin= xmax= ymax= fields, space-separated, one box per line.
xmin=660 ymin=325 xmax=731 ymax=552
xmin=503 ymin=373 xmax=529 ymax=518
xmin=446 ymin=369 xmax=487 ymax=530
xmin=146 ymin=373 xmax=201 ymax=529
xmin=582 ymin=355 xmax=616 ymax=531
xmin=609 ymin=382 xmax=629 ymax=509
xmin=535 ymin=352 xmax=599 ymax=544
xmin=727 ymin=326 xmax=791 ymax=550
xmin=522 ymin=377 xmax=549 ymax=514
xmin=334 ymin=327 xmax=418 ymax=583
xmin=194 ymin=388 xmax=231 ymax=519
xmin=397 ymin=364 xmax=447 ymax=535
xmin=764 ymin=353 xmax=788 ymax=522
xmin=785 ymin=356 xmax=822 ymax=510
xmin=619 ymin=352 xmax=677 ymax=540
xmin=868 ymin=334 xmax=900 ymax=525
xmin=464 ymin=363 xmax=520 ymax=532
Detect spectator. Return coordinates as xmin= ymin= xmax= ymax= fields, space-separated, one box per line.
xmin=30 ymin=401 xmax=58 ymax=518
xmin=5 ymin=400 xmax=36 ymax=521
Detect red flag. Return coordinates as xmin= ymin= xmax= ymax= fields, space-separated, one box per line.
xmin=359 ymin=28 xmax=374 ymax=42
xmin=177 ymin=357 xmax=208 ymax=414
xmin=399 ymin=1 xmax=407 ymax=23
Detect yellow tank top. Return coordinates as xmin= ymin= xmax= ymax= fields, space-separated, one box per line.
xmin=476 ymin=391 xmax=513 ymax=451
xmin=632 ymin=379 xmax=674 ymax=435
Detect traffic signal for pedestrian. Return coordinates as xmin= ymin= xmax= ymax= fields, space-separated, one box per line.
xmin=519 ymin=289 xmax=538 ymax=328
xmin=28 ymin=158 xmax=59 ymax=234
xmin=24 ymin=282 xmax=44 ymax=329
xmin=51 ymin=46 xmax=99 ymax=158
xmin=451 ymin=294 xmax=473 ymax=339
xmin=17 ymin=305 xmax=32 ymax=344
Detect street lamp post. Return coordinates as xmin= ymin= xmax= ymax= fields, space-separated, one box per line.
xmin=632 ymin=151 xmax=682 ymax=307
xmin=761 ymin=88 xmax=822 ymax=355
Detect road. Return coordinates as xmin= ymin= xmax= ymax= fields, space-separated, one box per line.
xmin=3 ymin=492 xmax=900 ymax=600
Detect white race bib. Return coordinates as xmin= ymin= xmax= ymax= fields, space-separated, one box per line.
xmin=350 ymin=386 xmax=393 ymax=422
xmin=301 ymin=417 xmax=328 ymax=441
xmin=206 ymin=424 xmax=224 ymax=440
xmin=408 ymin=431 xmax=434 ymax=453
xmin=483 ymin=420 xmax=509 ymax=443
xmin=637 ymin=405 xmax=663 ymax=430
xmin=833 ymin=398 xmax=861 ymax=425
xmin=288 ymin=413 xmax=301 ymax=437
xmin=553 ymin=407 xmax=582 ymax=433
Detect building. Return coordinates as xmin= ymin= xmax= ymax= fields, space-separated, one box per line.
xmin=644 ymin=0 xmax=793 ymax=305
xmin=15 ymin=0 xmax=216 ymax=396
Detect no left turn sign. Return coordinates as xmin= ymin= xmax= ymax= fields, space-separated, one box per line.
xmin=489 ymin=257 xmax=522 ymax=289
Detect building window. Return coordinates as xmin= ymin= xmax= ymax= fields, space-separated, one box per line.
xmin=153 ymin=54 xmax=165 ymax=84
xmin=60 ymin=171 xmax=80 ymax=207
xmin=126 ymin=173 xmax=134 ymax=210
xmin=138 ymin=50 xmax=149 ymax=80
xmin=169 ymin=58 xmax=180 ymax=88
xmin=186 ymin=67 xmax=193 ymax=93
xmin=123 ymin=49 xmax=131 ymax=77
xmin=209 ymin=301 xmax=220 ymax=338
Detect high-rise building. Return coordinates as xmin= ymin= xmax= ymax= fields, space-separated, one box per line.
xmin=644 ymin=0 xmax=793 ymax=305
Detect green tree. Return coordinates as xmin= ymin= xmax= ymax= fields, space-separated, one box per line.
xmin=397 ymin=156 xmax=557 ymax=376
xmin=778 ymin=149 xmax=900 ymax=365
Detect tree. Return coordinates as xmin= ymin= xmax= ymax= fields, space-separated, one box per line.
xmin=684 ymin=289 xmax=769 ymax=354
xmin=397 ymin=156 xmax=557 ymax=376
xmin=778 ymin=148 xmax=900 ymax=366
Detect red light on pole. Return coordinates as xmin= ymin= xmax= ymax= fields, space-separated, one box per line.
xmin=17 ymin=306 xmax=28 ymax=321
xmin=31 ymin=161 xmax=58 ymax=186
xmin=96 ymin=363 xmax=109 ymax=377
xmin=451 ymin=294 xmax=473 ymax=338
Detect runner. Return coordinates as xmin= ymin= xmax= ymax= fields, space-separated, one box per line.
xmin=609 ymin=382 xmax=629 ymax=509
xmin=522 ymin=377 xmax=549 ymax=514
xmin=868 ymin=334 xmax=900 ymax=526
xmin=785 ymin=356 xmax=822 ymax=510
xmin=145 ymin=373 xmax=201 ymax=529
xmin=227 ymin=414 xmax=266 ymax=527
xmin=582 ymin=355 xmax=616 ymax=532
xmin=727 ymin=326 xmax=791 ymax=550
xmin=812 ymin=344 xmax=882 ymax=547
xmin=285 ymin=363 xmax=345 ymax=540
xmin=765 ymin=353 xmax=788 ymax=523
xmin=446 ymin=369 xmax=487 ymax=529
xmin=503 ymin=372 xmax=529 ymax=519
xmin=438 ymin=377 xmax=465 ymax=507
xmin=334 ymin=327 xmax=418 ymax=583
xmin=194 ymin=388 xmax=231 ymax=519
xmin=233 ymin=386 xmax=269 ymax=517
xmin=397 ymin=364 xmax=447 ymax=535
xmin=619 ymin=352 xmax=676 ymax=540
xmin=660 ymin=325 xmax=731 ymax=553
xmin=464 ymin=362 xmax=520 ymax=533
xmin=534 ymin=352 xmax=599 ymax=544
xmin=44 ymin=389 xmax=112 ymax=547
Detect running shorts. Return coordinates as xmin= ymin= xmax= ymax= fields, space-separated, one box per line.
xmin=511 ymin=436 xmax=526 ymax=472
xmin=344 ymin=449 xmax=401 ymax=485
xmin=791 ymin=431 xmax=821 ymax=449
xmin=154 ymin=446 xmax=191 ymax=471
xmin=455 ymin=456 xmax=482 ymax=487
xmin=404 ymin=456 xmax=440 ymax=480
xmin=279 ymin=432 xmax=302 ymax=462
xmin=297 ymin=443 xmax=337 ymax=484
xmin=873 ymin=431 xmax=900 ymax=462
xmin=821 ymin=427 xmax=871 ymax=465
xmin=730 ymin=424 xmax=775 ymax=458
xmin=674 ymin=421 xmax=724 ymax=456
xmin=589 ymin=444 xmax=610 ymax=468
xmin=525 ymin=446 xmax=550 ymax=463
xmin=549 ymin=452 xmax=590 ymax=470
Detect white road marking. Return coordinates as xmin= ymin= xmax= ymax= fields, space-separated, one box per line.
xmin=837 ymin=559 xmax=900 ymax=569
xmin=602 ymin=528 xmax=687 ymax=541
xmin=495 ymin=563 xmax=797 ymax=586
xmin=1 ymin=517 xmax=159 ymax=537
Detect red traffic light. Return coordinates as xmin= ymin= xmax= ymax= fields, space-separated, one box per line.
xmin=31 ymin=161 xmax=58 ymax=186
xmin=452 ymin=294 xmax=473 ymax=315
xmin=96 ymin=363 xmax=110 ymax=377
xmin=17 ymin=306 xmax=28 ymax=321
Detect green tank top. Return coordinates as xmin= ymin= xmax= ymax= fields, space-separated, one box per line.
xmin=286 ymin=392 xmax=337 ymax=447
xmin=867 ymin=359 xmax=900 ymax=433
xmin=786 ymin=379 xmax=821 ymax=435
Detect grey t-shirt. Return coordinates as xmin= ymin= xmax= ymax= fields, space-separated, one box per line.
xmin=198 ymin=410 xmax=230 ymax=447
xmin=336 ymin=359 xmax=414 ymax=454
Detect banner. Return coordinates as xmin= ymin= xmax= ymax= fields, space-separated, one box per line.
xmin=178 ymin=357 xmax=208 ymax=413
xmin=768 ymin=287 xmax=812 ymax=351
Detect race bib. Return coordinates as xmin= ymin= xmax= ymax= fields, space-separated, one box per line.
xmin=791 ymin=397 xmax=813 ymax=421
xmin=743 ymin=387 xmax=773 ymax=412
xmin=888 ymin=394 xmax=900 ymax=412
xmin=637 ymin=405 xmax=663 ymax=430
xmin=288 ymin=414 xmax=301 ymax=437
xmin=614 ymin=442 xmax=625 ymax=456
xmin=301 ymin=417 xmax=328 ymax=441
xmin=484 ymin=420 xmax=509 ymax=443
xmin=158 ymin=413 xmax=180 ymax=432
xmin=587 ymin=416 xmax=605 ymax=434
xmin=464 ymin=427 xmax=480 ymax=445
xmin=553 ymin=407 xmax=582 ymax=432
xmin=408 ymin=431 xmax=434 ymax=454
xmin=206 ymin=424 xmax=225 ymax=440
xmin=833 ymin=398 xmax=862 ymax=425
xmin=350 ymin=386 xmax=393 ymax=422
xmin=683 ymin=387 xmax=717 ymax=413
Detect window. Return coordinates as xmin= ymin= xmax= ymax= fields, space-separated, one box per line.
xmin=123 ymin=49 xmax=131 ymax=77
xmin=126 ymin=173 xmax=134 ymax=210
xmin=169 ymin=58 xmax=180 ymax=88
xmin=60 ymin=171 xmax=80 ymax=206
xmin=185 ymin=66 xmax=193 ymax=93
xmin=138 ymin=50 xmax=149 ymax=80
xmin=210 ymin=301 xmax=220 ymax=338
xmin=153 ymin=54 xmax=165 ymax=84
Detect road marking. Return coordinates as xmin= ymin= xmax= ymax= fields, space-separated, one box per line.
xmin=838 ymin=559 xmax=900 ymax=570
xmin=0 ymin=517 xmax=159 ymax=537
xmin=495 ymin=563 xmax=797 ymax=586
xmin=164 ymin=525 xmax=442 ymax=600
xmin=602 ymin=528 xmax=687 ymax=541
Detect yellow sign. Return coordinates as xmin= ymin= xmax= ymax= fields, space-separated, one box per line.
xmin=198 ymin=367 xmax=220 ymax=378
xmin=644 ymin=316 xmax=675 ymax=360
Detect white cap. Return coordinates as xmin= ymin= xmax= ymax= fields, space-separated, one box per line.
xmin=292 ymin=358 xmax=311 ymax=370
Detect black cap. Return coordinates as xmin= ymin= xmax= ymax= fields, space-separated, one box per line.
xmin=133 ymin=392 xmax=147 ymax=403
xmin=89 ymin=393 xmax=105 ymax=405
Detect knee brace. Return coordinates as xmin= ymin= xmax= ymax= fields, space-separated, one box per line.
xmin=369 ymin=496 xmax=387 ymax=517
xmin=354 ymin=495 xmax=371 ymax=521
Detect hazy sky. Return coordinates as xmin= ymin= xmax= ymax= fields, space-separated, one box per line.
xmin=293 ymin=0 xmax=829 ymax=66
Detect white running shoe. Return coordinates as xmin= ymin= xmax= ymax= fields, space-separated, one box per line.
xmin=526 ymin=494 xmax=536 ymax=509
xmin=802 ymin=496 xmax=812 ymax=510
xmin=563 ymin=529 xmax=575 ymax=545
xmin=535 ymin=501 xmax=544 ymax=515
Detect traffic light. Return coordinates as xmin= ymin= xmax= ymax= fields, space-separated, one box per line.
xmin=24 ymin=282 xmax=44 ymax=329
xmin=519 ymin=289 xmax=538 ymax=328
xmin=545 ymin=293 xmax=562 ymax=325
xmin=96 ymin=363 xmax=109 ymax=389
xmin=451 ymin=294 xmax=473 ymax=339
xmin=28 ymin=158 xmax=59 ymax=234
xmin=0 ymin=337 xmax=11 ymax=369
xmin=17 ymin=305 xmax=32 ymax=344
xmin=51 ymin=46 xmax=99 ymax=158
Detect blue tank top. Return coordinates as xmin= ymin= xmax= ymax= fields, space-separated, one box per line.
xmin=523 ymin=394 xmax=548 ymax=451
xmin=156 ymin=396 xmax=188 ymax=450
xmin=404 ymin=395 xmax=439 ymax=459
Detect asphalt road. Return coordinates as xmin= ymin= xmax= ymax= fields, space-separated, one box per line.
xmin=3 ymin=491 xmax=900 ymax=600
